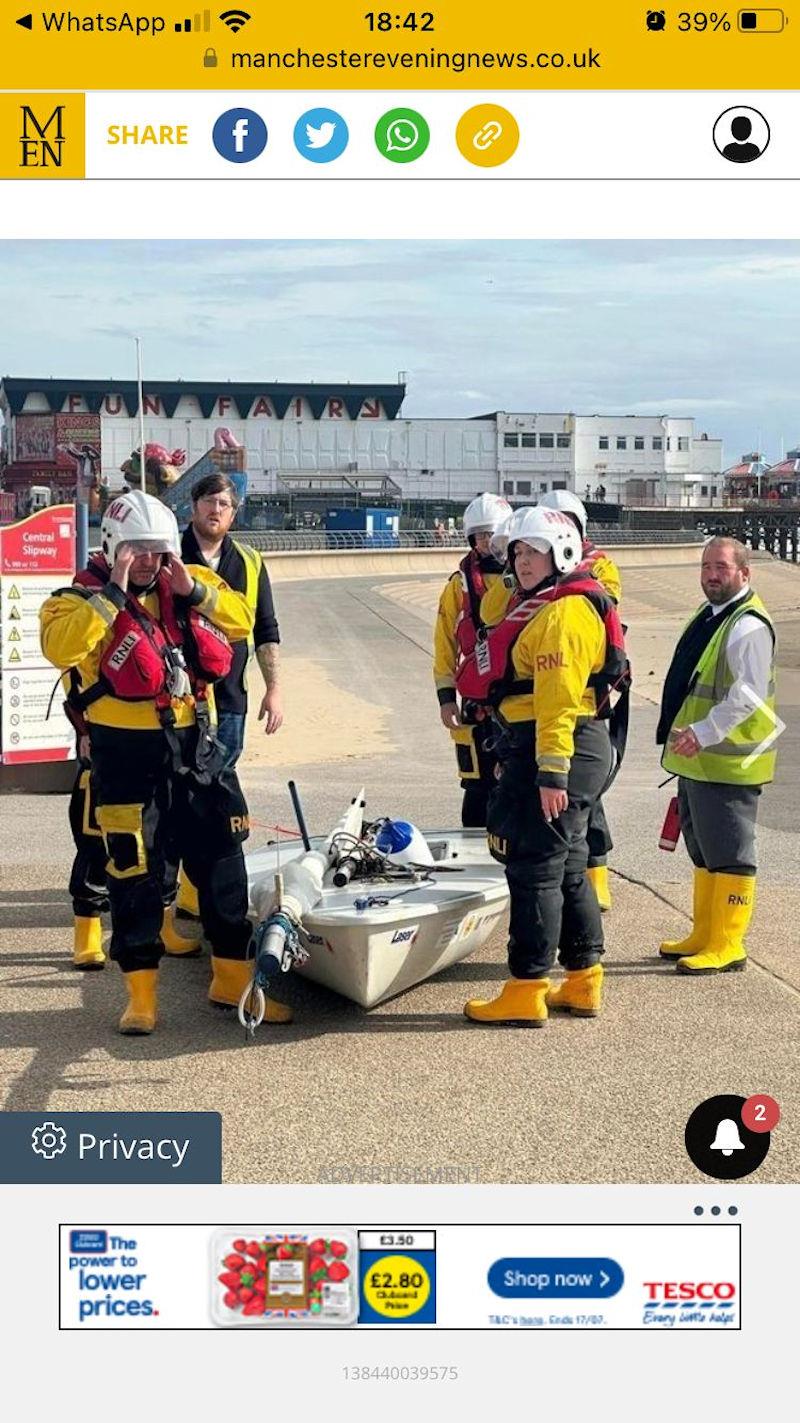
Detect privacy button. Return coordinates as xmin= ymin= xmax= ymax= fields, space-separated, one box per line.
xmin=488 ymin=1257 xmax=624 ymax=1298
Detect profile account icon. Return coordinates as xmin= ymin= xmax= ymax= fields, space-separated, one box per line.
xmin=713 ymin=106 xmax=770 ymax=164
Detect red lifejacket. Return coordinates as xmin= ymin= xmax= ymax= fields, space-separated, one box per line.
xmin=454 ymin=551 xmax=496 ymax=657
xmin=71 ymin=557 xmax=232 ymax=709
xmin=455 ymin=571 xmax=629 ymax=714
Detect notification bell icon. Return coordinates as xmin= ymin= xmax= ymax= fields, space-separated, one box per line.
xmin=710 ymin=1118 xmax=745 ymax=1156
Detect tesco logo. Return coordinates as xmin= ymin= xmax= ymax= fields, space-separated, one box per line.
xmin=644 ymin=1281 xmax=737 ymax=1302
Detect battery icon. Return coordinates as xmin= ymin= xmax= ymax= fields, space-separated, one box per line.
xmin=738 ymin=8 xmax=786 ymax=29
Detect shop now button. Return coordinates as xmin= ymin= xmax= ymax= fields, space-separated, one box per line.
xmin=488 ymin=1258 xmax=624 ymax=1298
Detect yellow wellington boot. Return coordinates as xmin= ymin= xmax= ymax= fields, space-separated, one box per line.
xmin=73 ymin=916 xmax=106 ymax=970
xmin=464 ymin=978 xmax=549 ymax=1027
xmin=659 ymin=867 xmax=715 ymax=959
xmin=161 ymin=903 xmax=202 ymax=957
xmin=677 ymin=873 xmax=754 ymax=975
xmin=176 ymin=869 xmax=200 ymax=918
xmin=208 ymin=956 xmax=293 ymax=1023
xmin=546 ymin=964 xmax=603 ymax=1018
xmin=586 ymin=865 xmax=611 ymax=912
xmin=118 ymin=969 xmax=158 ymax=1035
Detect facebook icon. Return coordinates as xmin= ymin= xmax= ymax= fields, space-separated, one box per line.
xmin=212 ymin=108 xmax=268 ymax=164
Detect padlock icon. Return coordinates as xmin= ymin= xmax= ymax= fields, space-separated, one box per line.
xmin=203 ymin=46 xmax=218 ymax=68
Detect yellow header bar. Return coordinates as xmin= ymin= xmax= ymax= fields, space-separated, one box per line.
xmin=1 ymin=2 xmax=796 ymax=90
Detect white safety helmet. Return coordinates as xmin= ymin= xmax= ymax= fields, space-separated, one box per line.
xmin=507 ymin=505 xmax=582 ymax=575
xmin=462 ymin=492 xmax=512 ymax=540
xmin=100 ymin=489 xmax=181 ymax=566
xmin=537 ymin=489 xmax=588 ymax=540
xmin=489 ymin=510 xmax=516 ymax=561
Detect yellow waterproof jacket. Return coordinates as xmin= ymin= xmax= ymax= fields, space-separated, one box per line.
xmin=480 ymin=548 xmax=622 ymax=627
xmin=40 ymin=566 xmax=253 ymax=732
xmin=497 ymin=593 xmax=607 ymax=786
xmin=433 ymin=564 xmax=502 ymax=699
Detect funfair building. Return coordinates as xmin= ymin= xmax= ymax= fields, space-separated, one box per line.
xmin=0 ymin=377 xmax=723 ymax=512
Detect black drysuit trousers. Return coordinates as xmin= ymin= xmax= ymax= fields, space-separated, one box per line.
xmin=89 ymin=723 xmax=252 ymax=973
xmin=486 ymin=718 xmax=613 ymax=980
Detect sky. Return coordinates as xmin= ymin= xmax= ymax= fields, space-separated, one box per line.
xmin=1 ymin=238 xmax=799 ymax=463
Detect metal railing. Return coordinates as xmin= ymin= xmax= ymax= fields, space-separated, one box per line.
xmin=238 ymin=528 xmax=706 ymax=553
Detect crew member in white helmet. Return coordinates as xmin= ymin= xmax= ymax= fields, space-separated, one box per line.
xmin=432 ymin=492 xmax=511 ymax=826
xmin=457 ymin=506 xmax=628 ymax=1026
xmin=481 ymin=489 xmax=623 ymax=911
xmin=40 ymin=490 xmax=292 ymax=1035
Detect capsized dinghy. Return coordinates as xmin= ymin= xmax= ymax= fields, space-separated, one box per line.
xmin=244 ymin=789 xmax=509 ymax=1014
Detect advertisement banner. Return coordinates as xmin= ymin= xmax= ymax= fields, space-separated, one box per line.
xmin=58 ymin=1223 xmax=739 ymax=1331
xmin=0 ymin=504 xmax=76 ymax=765
xmin=14 ymin=413 xmax=56 ymax=463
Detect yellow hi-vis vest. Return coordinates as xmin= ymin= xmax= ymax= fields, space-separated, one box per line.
xmin=661 ymin=591 xmax=777 ymax=786
xmin=231 ymin=537 xmax=262 ymax=663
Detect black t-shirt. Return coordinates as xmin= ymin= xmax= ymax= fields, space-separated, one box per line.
xmin=181 ymin=524 xmax=279 ymax=716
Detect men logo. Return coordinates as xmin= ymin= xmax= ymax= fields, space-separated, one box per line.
xmin=20 ymin=103 xmax=66 ymax=168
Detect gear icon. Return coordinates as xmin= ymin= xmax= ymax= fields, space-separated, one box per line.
xmin=31 ymin=1121 xmax=67 ymax=1160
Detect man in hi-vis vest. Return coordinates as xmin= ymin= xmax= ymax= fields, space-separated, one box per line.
xmin=656 ymin=537 xmax=777 ymax=975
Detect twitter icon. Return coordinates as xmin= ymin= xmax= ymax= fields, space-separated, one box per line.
xmin=293 ymin=107 xmax=349 ymax=164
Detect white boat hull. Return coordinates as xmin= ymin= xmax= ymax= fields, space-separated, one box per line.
xmin=245 ymin=829 xmax=509 ymax=1008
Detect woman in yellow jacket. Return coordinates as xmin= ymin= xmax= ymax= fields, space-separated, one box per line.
xmin=464 ymin=506 xmax=616 ymax=1027
xmin=40 ymin=490 xmax=291 ymax=1036
xmin=481 ymin=489 xmax=622 ymax=912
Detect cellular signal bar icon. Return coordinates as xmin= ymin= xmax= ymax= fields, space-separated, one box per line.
xmin=175 ymin=9 xmax=212 ymax=30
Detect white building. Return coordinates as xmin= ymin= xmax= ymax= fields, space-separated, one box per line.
xmin=0 ymin=378 xmax=723 ymax=508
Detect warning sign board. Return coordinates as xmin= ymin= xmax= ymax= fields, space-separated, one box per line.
xmin=0 ymin=505 xmax=76 ymax=766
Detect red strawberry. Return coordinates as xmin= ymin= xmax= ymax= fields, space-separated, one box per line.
xmin=309 ymin=1255 xmax=327 ymax=1276
xmin=329 ymin=1240 xmax=348 ymax=1258
xmin=254 ymin=1255 xmax=267 ymax=1274
xmin=246 ymin=1241 xmax=263 ymax=1259
xmin=327 ymin=1260 xmax=349 ymax=1283
xmin=253 ymin=1277 xmax=267 ymax=1295
xmin=232 ymin=1238 xmax=247 ymax=1253
xmin=309 ymin=1238 xmax=327 ymax=1257
xmin=224 ymin=1253 xmax=246 ymax=1271
xmin=218 ymin=1271 xmax=241 ymax=1289
xmin=223 ymin=1290 xmax=239 ymax=1310
xmin=276 ymin=1244 xmax=294 ymax=1260
xmin=238 ymin=1287 xmax=255 ymax=1304
xmin=243 ymin=1297 xmax=265 ymax=1316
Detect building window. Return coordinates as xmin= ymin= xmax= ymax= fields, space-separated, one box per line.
xmin=599 ymin=436 xmax=609 ymax=451
xmin=678 ymin=436 xmax=689 ymax=452
xmin=502 ymin=481 xmax=514 ymax=495
xmin=521 ymin=433 xmax=536 ymax=448
xmin=652 ymin=436 xmax=663 ymax=450
xmin=503 ymin=432 xmax=519 ymax=448
xmin=701 ymin=485 xmax=708 ymax=497
xmin=516 ymin=480 xmax=532 ymax=496
xmin=552 ymin=481 xmax=567 ymax=491
xmin=538 ymin=433 xmax=554 ymax=449
xmin=557 ymin=433 xmax=571 ymax=449
xmin=711 ymin=485 xmax=718 ymax=497
xmin=634 ymin=436 xmax=644 ymax=451
xmin=616 ymin=436 xmax=627 ymax=451
xmin=540 ymin=482 xmax=549 ymax=493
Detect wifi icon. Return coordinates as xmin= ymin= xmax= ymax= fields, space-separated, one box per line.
xmin=219 ymin=8 xmax=251 ymax=30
